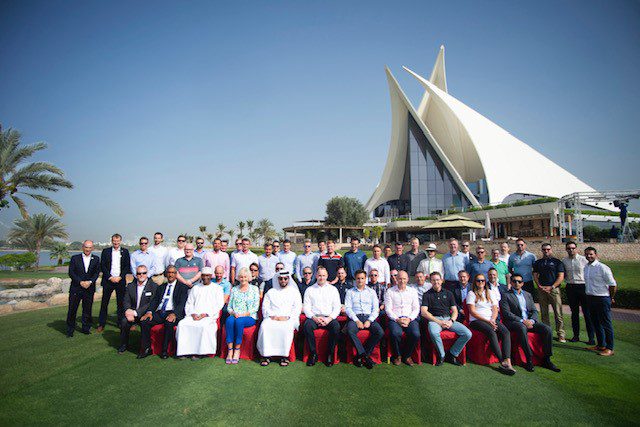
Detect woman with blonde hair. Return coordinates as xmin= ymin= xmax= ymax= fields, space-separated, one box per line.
xmin=225 ymin=267 xmax=260 ymax=364
xmin=466 ymin=273 xmax=515 ymax=375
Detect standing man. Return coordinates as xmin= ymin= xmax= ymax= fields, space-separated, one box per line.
xmin=277 ymin=239 xmax=297 ymax=276
xmin=148 ymin=232 xmax=168 ymax=284
xmin=294 ymin=239 xmax=319 ymax=283
xmin=165 ymin=235 xmax=187 ymax=267
xmin=533 ymin=243 xmax=566 ymax=343
xmin=499 ymin=242 xmax=511 ymax=265
xmin=334 ymin=267 xmax=353 ymax=315
xmin=501 ymin=274 xmax=560 ymax=372
xmin=367 ymin=269 xmax=386 ymax=318
xmin=468 ymin=245 xmax=492 ymax=281
xmin=118 ymin=265 xmax=158 ymax=357
xmin=258 ymin=243 xmax=280 ymax=290
xmin=384 ymin=271 xmax=420 ymax=366
xmin=421 ymin=272 xmax=472 ymax=366
xmin=460 ymin=241 xmax=477 ymax=263
xmin=491 ymin=248 xmax=510 ymax=291
xmin=203 ymin=238 xmax=230 ymax=280
xmin=417 ymin=243 xmax=443 ymax=277
xmin=193 ymin=237 xmax=208 ymax=259
xmin=175 ymin=244 xmax=203 ymax=289
xmin=584 ymin=247 xmax=617 ymax=356
xmin=404 ymin=237 xmax=426 ymax=281
xmin=383 ymin=245 xmax=393 ymax=260
xmin=344 ymin=270 xmax=384 ymax=369
xmin=98 ymin=233 xmax=131 ymax=332
xmin=317 ymin=240 xmax=343 ymax=285
xmin=130 ymin=237 xmax=160 ymax=282
xmin=508 ymin=238 xmax=537 ymax=295
xmin=343 ymin=237 xmax=367 ymax=286
xmin=442 ymin=239 xmax=468 ymax=290
xmin=562 ymin=241 xmax=594 ymax=344
xmin=364 ymin=245 xmax=390 ymax=286
xmin=303 ymin=266 xmax=342 ymax=367
xmin=66 ymin=240 xmax=101 ymax=337
xmin=387 ymin=242 xmax=409 ymax=273
xmin=271 ymin=240 xmax=280 ymax=255
xmin=220 ymin=239 xmax=229 ymax=254
xmin=230 ymin=237 xmax=259 ymax=284
xmin=316 ymin=240 xmax=326 ymax=255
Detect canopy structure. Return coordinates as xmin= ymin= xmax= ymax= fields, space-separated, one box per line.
xmin=422 ymin=214 xmax=484 ymax=230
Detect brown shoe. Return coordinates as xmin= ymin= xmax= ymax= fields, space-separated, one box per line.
xmin=392 ymin=357 xmax=401 ymax=366
xmin=585 ymin=345 xmax=606 ymax=352
xmin=96 ymin=326 xmax=104 ymax=333
xmin=403 ymin=357 xmax=414 ymax=367
xmin=598 ymin=349 xmax=614 ymax=357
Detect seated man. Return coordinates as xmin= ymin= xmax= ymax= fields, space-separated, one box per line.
xmin=334 ymin=267 xmax=353 ymax=317
xmin=297 ymin=266 xmax=316 ymax=298
xmin=410 ymin=271 xmax=432 ymax=307
xmin=451 ymin=270 xmax=472 ymax=322
xmin=500 ymin=274 xmax=560 ymax=372
xmin=141 ymin=265 xmax=189 ymax=359
xmin=175 ymin=267 xmax=225 ymax=360
xmin=303 ymin=266 xmax=342 ymax=367
xmin=421 ymin=272 xmax=471 ymax=366
xmin=257 ymin=271 xmax=303 ymax=366
xmin=384 ymin=271 xmax=420 ymax=366
xmin=118 ymin=265 xmax=159 ymax=357
xmin=344 ymin=269 xmax=384 ymax=369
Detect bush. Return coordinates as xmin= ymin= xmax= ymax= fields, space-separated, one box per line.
xmin=583 ymin=225 xmax=609 ymax=242
xmin=0 ymin=252 xmax=37 ymax=270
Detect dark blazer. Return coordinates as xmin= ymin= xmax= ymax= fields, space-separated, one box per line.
xmin=123 ymin=279 xmax=158 ymax=317
xmin=451 ymin=283 xmax=472 ymax=320
xmin=68 ymin=253 xmax=101 ymax=290
xmin=100 ymin=247 xmax=131 ymax=280
xmin=150 ymin=282 xmax=188 ymax=320
xmin=500 ymin=289 xmax=540 ymax=323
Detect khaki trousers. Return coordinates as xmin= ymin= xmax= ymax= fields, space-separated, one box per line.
xmin=538 ymin=286 xmax=565 ymax=339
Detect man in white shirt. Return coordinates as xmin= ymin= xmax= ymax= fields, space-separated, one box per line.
xmin=584 ymin=247 xmax=617 ymax=356
xmin=230 ymin=237 xmax=259 ymax=284
xmin=364 ymin=245 xmax=390 ymax=286
xmin=165 ymin=235 xmax=187 ymax=268
xmin=562 ymin=241 xmax=594 ymax=344
xmin=118 ymin=265 xmax=158 ymax=357
xmin=303 ymin=266 xmax=341 ymax=366
xmin=203 ymin=237 xmax=231 ymax=280
xmin=409 ymin=271 xmax=432 ymax=305
xmin=417 ymin=243 xmax=443 ymax=277
xmin=148 ymin=232 xmax=169 ymax=284
xmin=277 ymin=239 xmax=297 ymax=275
xmin=499 ymin=242 xmax=510 ymax=265
xmin=384 ymin=271 xmax=420 ymax=366
xmin=258 ymin=243 xmax=280 ymax=289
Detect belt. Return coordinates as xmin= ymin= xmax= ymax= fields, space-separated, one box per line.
xmin=567 ymin=283 xmax=585 ymax=286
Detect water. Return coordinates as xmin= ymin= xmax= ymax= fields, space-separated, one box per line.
xmin=0 ymin=250 xmax=101 ymax=267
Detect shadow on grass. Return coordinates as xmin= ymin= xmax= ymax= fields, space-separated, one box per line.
xmin=46 ymin=320 xmax=69 ymax=336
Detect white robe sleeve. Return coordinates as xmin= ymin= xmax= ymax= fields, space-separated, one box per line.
xmin=262 ymin=290 xmax=274 ymax=318
xmin=211 ymin=286 xmax=224 ymax=319
xmin=184 ymin=286 xmax=197 ymax=316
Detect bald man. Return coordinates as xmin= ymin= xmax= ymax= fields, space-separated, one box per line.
xmin=66 ymin=240 xmax=101 ymax=337
xmin=175 ymin=243 xmax=203 ymax=288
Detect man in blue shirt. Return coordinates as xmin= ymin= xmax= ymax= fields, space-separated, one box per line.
xmin=294 ymin=239 xmax=319 ymax=282
xmin=343 ymin=237 xmax=367 ymax=286
xmin=468 ymin=245 xmax=492 ymax=280
xmin=441 ymin=239 xmax=469 ymax=290
xmin=130 ymin=237 xmax=161 ymax=278
xmin=344 ymin=270 xmax=383 ymax=369
xmin=508 ymin=238 xmax=537 ymax=294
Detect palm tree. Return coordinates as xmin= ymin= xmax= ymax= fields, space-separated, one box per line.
xmin=246 ymin=219 xmax=254 ymax=238
xmin=198 ymin=225 xmax=207 ymax=234
xmin=0 ymin=126 xmax=73 ymax=218
xmin=49 ymin=241 xmax=70 ymax=266
xmin=8 ymin=213 xmax=68 ymax=269
xmin=215 ymin=223 xmax=227 ymax=239
xmin=236 ymin=221 xmax=245 ymax=238
xmin=256 ymin=218 xmax=276 ymax=244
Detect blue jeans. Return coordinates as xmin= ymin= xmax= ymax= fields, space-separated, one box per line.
xmin=225 ymin=316 xmax=256 ymax=345
xmin=589 ymin=295 xmax=614 ymax=350
xmin=427 ymin=316 xmax=472 ymax=358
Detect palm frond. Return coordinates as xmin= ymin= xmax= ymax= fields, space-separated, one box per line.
xmin=23 ymin=193 xmax=64 ymax=216
xmin=10 ymin=194 xmax=29 ymax=219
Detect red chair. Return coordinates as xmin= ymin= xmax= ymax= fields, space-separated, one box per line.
xmin=220 ymin=324 xmax=259 ymax=360
xmin=385 ymin=329 xmax=422 ymax=364
xmin=510 ymin=331 xmax=545 ymax=366
xmin=150 ymin=324 xmax=177 ymax=356
xmin=422 ymin=326 xmax=467 ymax=365
xmin=345 ymin=329 xmax=382 ymax=364
xmin=465 ymin=304 xmax=500 ymax=365
xmin=302 ymin=328 xmax=340 ymax=364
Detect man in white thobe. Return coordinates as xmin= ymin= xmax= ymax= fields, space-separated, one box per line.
xmin=257 ymin=271 xmax=302 ymax=366
xmin=176 ymin=267 xmax=224 ymax=359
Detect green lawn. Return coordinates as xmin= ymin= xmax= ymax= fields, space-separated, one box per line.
xmin=0 ymin=270 xmax=68 ymax=279
xmin=0 ymin=306 xmax=638 ymax=425
xmin=608 ymin=261 xmax=640 ymax=291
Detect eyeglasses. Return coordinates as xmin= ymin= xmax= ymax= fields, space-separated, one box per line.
xmin=137 ymin=272 xmax=148 ymax=275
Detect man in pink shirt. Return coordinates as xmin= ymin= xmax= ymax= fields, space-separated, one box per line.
xmin=203 ymin=238 xmax=230 ymax=280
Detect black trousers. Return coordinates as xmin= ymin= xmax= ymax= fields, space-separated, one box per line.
xmin=98 ymin=280 xmax=126 ymax=327
xmin=566 ymin=284 xmax=594 ymax=342
xmin=470 ymin=320 xmax=511 ymax=361
xmin=589 ymin=295 xmax=614 ymax=350
xmin=140 ymin=311 xmax=178 ymax=353
xmin=66 ymin=287 xmax=94 ymax=334
xmin=120 ymin=316 xmax=151 ymax=350
xmin=523 ymin=281 xmax=535 ymax=295
xmin=388 ymin=319 xmax=420 ymax=359
xmin=303 ymin=318 xmax=340 ymax=355
xmin=345 ymin=314 xmax=384 ymax=357
xmin=504 ymin=320 xmax=552 ymax=362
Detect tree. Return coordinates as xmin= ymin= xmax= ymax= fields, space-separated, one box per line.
xmin=246 ymin=219 xmax=254 ymax=237
xmin=236 ymin=221 xmax=245 ymax=238
xmin=371 ymin=226 xmax=384 ymax=244
xmin=7 ymin=213 xmax=68 ymax=269
xmin=0 ymin=252 xmax=37 ymax=270
xmin=49 ymin=241 xmax=70 ymax=266
xmin=215 ymin=223 xmax=227 ymax=239
xmin=198 ymin=225 xmax=207 ymax=234
xmin=0 ymin=125 xmax=73 ymax=218
xmin=256 ymin=218 xmax=276 ymax=244
xmin=325 ymin=196 xmax=368 ymax=226
xmin=363 ymin=228 xmax=371 ymax=242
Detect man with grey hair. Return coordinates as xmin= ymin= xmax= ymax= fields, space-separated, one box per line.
xmin=295 ymin=239 xmax=319 ymax=282
xmin=66 ymin=240 xmax=101 ymax=337
xmin=175 ymin=243 xmax=203 ymax=289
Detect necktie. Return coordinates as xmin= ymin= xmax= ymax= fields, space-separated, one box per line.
xmin=160 ymin=284 xmax=172 ymax=313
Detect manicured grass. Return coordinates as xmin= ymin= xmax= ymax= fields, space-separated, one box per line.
xmin=0 ymin=270 xmax=68 ymax=279
xmin=607 ymin=261 xmax=640 ymax=291
xmin=0 ymin=306 xmax=638 ymax=425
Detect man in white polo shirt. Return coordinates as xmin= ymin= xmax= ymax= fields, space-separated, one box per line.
xmin=230 ymin=237 xmax=259 ymax=284
xmin=583 ymin=246 xmax=617 ymax=357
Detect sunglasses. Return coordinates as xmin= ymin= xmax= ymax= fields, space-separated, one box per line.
xmin=475 ymin=279 xmax=485 ymax=282
xmin=137 ymin=272 xmax=148 ymax=275
xmin=303 ymin=272 xmax=312 ymax=275
xmin=178 ymin=239 xmax=186 ymax=242
xmin=462 ymin=244 xmax=469 ymax=247
xmin=140 ymin=242 xmax=148 ymax=245
xmin=513 ymin=279 xmax=523 ymax=283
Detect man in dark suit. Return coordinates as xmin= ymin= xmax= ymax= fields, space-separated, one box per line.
xmin=118 ymin=265 xmax=158 ymax=358
xmin=141 ymin=265 xmax=188 ymax=359
xmin=451 ymin=270 xmax=471 ymax=322
xmin=500 ymin=274 xmax=560 ymax=373
xmin=98 ymin=233 xmax=131 ymax=332
xmin=66 ymin=240 xmax=101 ymax=337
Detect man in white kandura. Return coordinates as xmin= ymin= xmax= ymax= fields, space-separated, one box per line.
xmin=257 ymin=270 xmax=303 ymax=367
xmin=175 ymin=267 xmax=225 ymax=360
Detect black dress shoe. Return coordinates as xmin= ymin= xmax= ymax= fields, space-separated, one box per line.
xmin=363 ymin=356 xmax=374 ymax=370
xmin=160 ymin=352 xmax=169 ymax=360
xmin=524 ymin=361 xmax=535 ymax=372
xmin=542 ymin=359 xmax=561 ymax=372
xmin=325 ymin=355 xmax=334 ymax=367
xmin=445 ymin=352 xmax=462 ymax=366
xmin=569 ymin=336 xmax=580 ymax=343
xmin=435 ymin=355 xmax=444 ymax=366
xmin=117 ymin=345 xmax=127 ymax=354
xmin=353 ymin=355 xmax=363 ymax=367
xmin=306 ymin=353 xmax=318 ymax=366
xmin=586 ymin=340 xmax=596 ymax=346
xmin=66 ymin=332 xmax=74 ymax=338
xmin=81 ymin=329 xmax=91 ymax=335
xmin=137 ymin=348 xmax=152 ymax=359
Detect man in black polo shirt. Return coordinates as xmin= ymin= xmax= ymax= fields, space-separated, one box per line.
xmin=387 ymin=242 xmax=409 ymax=273
xmin=421 ymin=272 xmax=472 ymax=366
xmin=533 ymin=243 xmax=566 ymax=343
xmin=317 ymin=240 xmax=343 ymax=284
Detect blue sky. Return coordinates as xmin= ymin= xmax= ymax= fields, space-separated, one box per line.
xmin=1 ymin=0 xmax=639 ymax=242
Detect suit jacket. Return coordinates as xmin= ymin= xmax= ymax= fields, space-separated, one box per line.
xmin=500 ymin=289 xmax=540 ymax=323
xmin=123 ymin=279 xmax=158 ymax=317
xmin=451 ymin=283 xmax=472 ymax=320
xmin=68 ymin=253 xmax=101 ymax=290
xmin=100 ymin=247 xmax=131 ymax=280
xmin=150 ymin=282 xmax=188 ymax=320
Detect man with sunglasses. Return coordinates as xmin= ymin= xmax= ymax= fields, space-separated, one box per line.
xmin=297 ymin=266 xmax=316 ymax=298
xmin=584 ymin=247 xmax=617 ymax=357
xmin=468 ymin=245 xmax=492 ymax=282
xmin=193 ymin=237 xmax=208 ymax=259
xmin=165 ymin=235 xmax=187 ymax=268
xmin=500 ymin=274 xmax=560 ymax=372
xmin=118 ymin=265 xmax=159 ymax=357
xmin=294 ymin=239 xmax=319 ymax=284
xmin=130 ymin=237 xmax=161 ymax=281
xmin=259 ymin=243 xmax=280 ymax=291
xmin=533 ymin=243 xmax=566 ymax=343
xmin=460 ymin=241 xmax=477 ymax=263
xmin=508 ymin=238 xmax=537 ymax=295
xmin=562 ymin=241 xmax=594 ymax=344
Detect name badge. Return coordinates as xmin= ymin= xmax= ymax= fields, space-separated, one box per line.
xmin=145 ymin=292 xmax=152 ymax=296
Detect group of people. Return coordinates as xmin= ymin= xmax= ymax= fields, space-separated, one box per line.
xmin=65 ymin=233 xmax=617 ymax=371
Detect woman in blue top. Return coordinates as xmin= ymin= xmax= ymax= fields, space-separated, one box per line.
xmin=226 ymin=267 xmax=260 ymax=364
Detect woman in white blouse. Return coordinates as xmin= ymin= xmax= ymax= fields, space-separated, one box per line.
xmin=466 ymin=273 xmax=515 ymax=375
